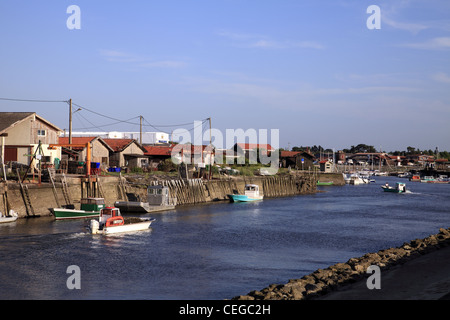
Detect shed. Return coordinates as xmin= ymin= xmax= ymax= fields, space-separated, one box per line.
xmin=319 ymin=160 xmax=333 ymax=173
xmin=103 ymin=139 xmax=148 ymax=169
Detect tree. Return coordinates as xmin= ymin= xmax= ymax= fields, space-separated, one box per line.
xmin=344 ymin=144 xmax=376 ymax=153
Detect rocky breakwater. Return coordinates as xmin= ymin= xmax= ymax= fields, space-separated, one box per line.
xmin=233 ymin=227 xmax=450 ymax=300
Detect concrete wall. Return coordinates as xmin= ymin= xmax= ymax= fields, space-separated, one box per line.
xmin=1 ymin=173 xmax=318 ymax=218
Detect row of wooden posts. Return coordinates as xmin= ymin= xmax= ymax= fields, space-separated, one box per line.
xmin=144 ymin=174 xmax=316 ymax=206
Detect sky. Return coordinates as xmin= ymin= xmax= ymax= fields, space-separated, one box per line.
xmin=0 ymin=0 xmax=449 ymax=152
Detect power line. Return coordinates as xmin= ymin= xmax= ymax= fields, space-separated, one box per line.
xmin=71 ymin=102 xmax=141 ymax=126
xmin=1 ymin=96 xmax=210 ymax=135
xmin=0 ymin=97 xmax=68 ymax=103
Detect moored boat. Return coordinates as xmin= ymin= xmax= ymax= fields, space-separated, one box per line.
xmin=114 ymin=185 xmax=176 ymax=213
xmin=317 ymin=181 xmax=333 ymax=186
xmin=0 ymin=210 xmax=18 ymax=224
xmin=89 ymin=207 xmax=155 ymax=235
xmin=52 ymin=198 xmax=105 ymax=220
xmin=420 ymin=176 xmax=436 ymax=183
xmin=228 ymin=184 xmax=263 ymax=202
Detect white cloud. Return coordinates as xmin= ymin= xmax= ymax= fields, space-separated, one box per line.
xmin=99 ymin=50 xmax=187 ymax=68
xmin=432 ymin=72 xmax=450 ymax=83
xmin=139 ymin=60 xmax=187 ymax=68
xmin=382 ymin=15 xmax=429 ymax=34
xmin=217 ymin=31 xmax=324 ymax=50
xmin=400 ymin=37 xmax=450 ymax=50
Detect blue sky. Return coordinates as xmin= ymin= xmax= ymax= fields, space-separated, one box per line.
xmin=1 ymin=0 xmax=449 ymax=151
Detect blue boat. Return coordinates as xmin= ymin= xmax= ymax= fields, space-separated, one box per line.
xmin=228 ymin=184 xmax=264 ymax=202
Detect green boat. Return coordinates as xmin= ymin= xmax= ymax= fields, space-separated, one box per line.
xmin=52 ymin=198 xmax=105 ymax=220
xmin=317 ymin=181 xmax=334 ymax=186
xmin=381 ymin=182 xmax=407 ymax=193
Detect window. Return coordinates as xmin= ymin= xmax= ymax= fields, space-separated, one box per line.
xmin=37 ymin=129 xmax=46 ymax=136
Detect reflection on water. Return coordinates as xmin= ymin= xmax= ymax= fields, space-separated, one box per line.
xmin=0 ymin=176 xmax=449 ymax=299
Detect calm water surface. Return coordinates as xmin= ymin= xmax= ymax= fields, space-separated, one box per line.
xmin=0 ymin=176 xmax=449 ymax=299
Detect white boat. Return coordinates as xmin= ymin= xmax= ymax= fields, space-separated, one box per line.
xmin=349 ymin=175 xmax=365 ymax=185
xmin=0 ymin=210 xmax=18 ymax=224
xmin=420 ymin=176 xmax=436 ymax=183
xmin=398 ymin=172 xmax=412 ymax=178
xmin=344 ymin=173 xmax=367 ymax=185
xmin=228 ymin=184 xmax=264 ymax=202
xmin=89 ymin=207 xmax=155 ymax=235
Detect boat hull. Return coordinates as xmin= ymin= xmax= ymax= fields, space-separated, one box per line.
xmin=381 ymin=186 xmax=405 ymax=193
xmin=114 ymin=201 xmax=175 ymax=213
xmin=91 ymin=218 xmax=155 ymax=235
xmin=0 ymin=216 xmax=18 ymax=224
xmin=52 ymin=208 xmax=100 ymax=220
xmin=227 ymin=194 xmax=263 ymax=202
xmin=317 ymin=181 xmax=333 ymax=186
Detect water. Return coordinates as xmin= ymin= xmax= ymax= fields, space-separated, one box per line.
xmin=0 ymin=176 xmax=449 ymax=300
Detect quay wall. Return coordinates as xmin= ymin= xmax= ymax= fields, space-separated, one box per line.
xmin=127 ymin=174 xmax=316 ymax=206
xmin=1 ymin=173 xmax=316 ymax=218
xmin=0 ymin=176 xmax=123 ymax=218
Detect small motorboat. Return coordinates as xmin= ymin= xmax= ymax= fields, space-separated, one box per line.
xmin=227 ymin=184 xmax=264 ymax=202
xmin=52 ymin=198 xmax=105 ymax=220
xmin=0 ymin=210 xmax=18 ymax=224
xmin=381 ymin=182 xmax=407 ymax=193
xmin=89 ymin=207 xmax=155 ymax=235
xmin=317 ymin=181 xmax=334 ymax=186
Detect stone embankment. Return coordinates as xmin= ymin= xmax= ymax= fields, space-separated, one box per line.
xmin=233 ymin=227 xmax=450 ymax=300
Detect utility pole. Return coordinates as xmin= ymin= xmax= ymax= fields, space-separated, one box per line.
xmin=208 ymin=117 xmax=212 ymax=180
xmin=69 ymin=98 xmax=72 ymax=145
xmin=140 ymin=115 xmax=143 ymax=145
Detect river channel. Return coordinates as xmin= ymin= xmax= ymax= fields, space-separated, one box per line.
xmin=0 ymin=176 xmax=449 ymax=299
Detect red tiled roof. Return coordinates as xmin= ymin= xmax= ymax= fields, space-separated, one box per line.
xmin=59 ymin=137 xmax=97 ymax=145
xmin=172 ymin=144 xmax=214 ymax=154
xmin=144 ymin=145 xmax=173 ymax=156
xmin=58 ymin=137 xmax=98 ymax=150
xmin=102 ymin=139 xmax=135 ymax=152
xmin=280 ymin=151 xmax=301 ymax=158
xmin=235 ymin=143 xmax=274 ymax=151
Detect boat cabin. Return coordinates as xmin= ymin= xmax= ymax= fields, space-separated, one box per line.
xmin=80 ymin=198 xmax=105 ymax=211
xmin=244 ymin=184 xmax=260 ymax=197
xmin=147 ymin=185 xmax=176 ymax=206
xmin=99 ymin=207 xmax=123 ymax=226
xmin=396 ymin=182 xmax=406 ymax=192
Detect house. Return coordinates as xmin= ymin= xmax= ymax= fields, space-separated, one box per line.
xmin=405 ymin=154 xmax=435 ymax=165
xmin=232 ymin=143 xmax=274 ymax=164
xmin=144 ymin=145 xmax=173 ymax=171
xmin=171 ymin=144 xmax=214 ymax=166
xmin=0 ymin=112 xmax=62 ymax=169
xmin=319 ymin=160 xmax=333 ymax=173
xmin=103 ymin=139 xmax=148 ymax=169
xmin=58 ymin=136 xmax=113 ymax=166
xmin=280 ymin=150 xmax=315 ymax=170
